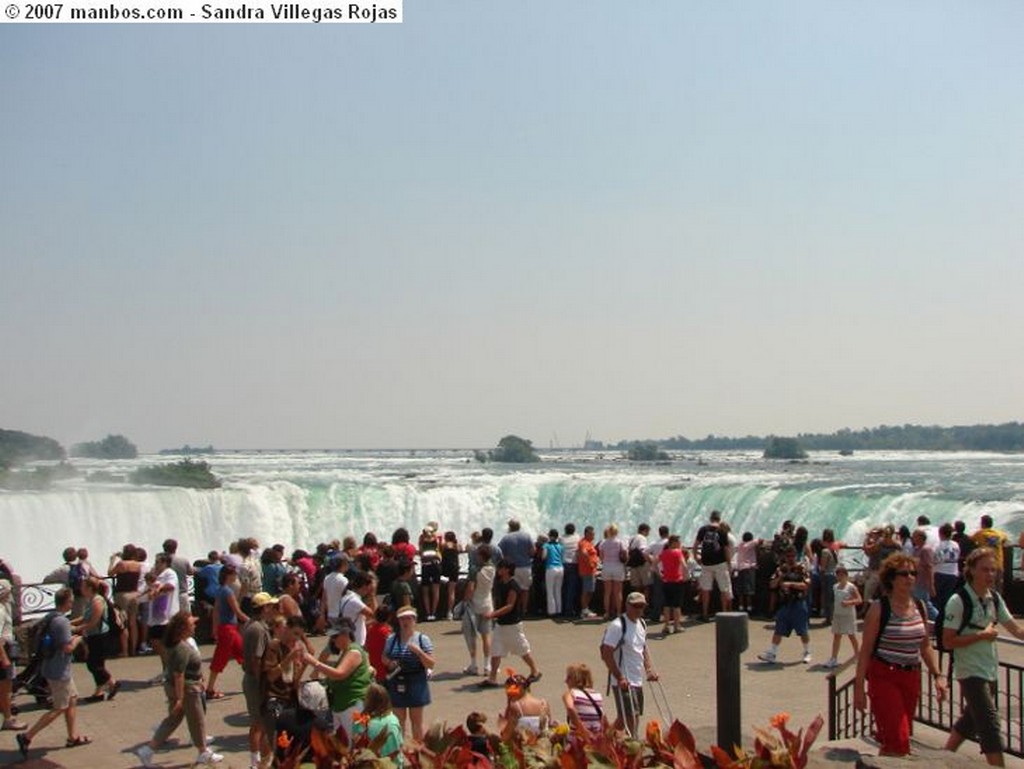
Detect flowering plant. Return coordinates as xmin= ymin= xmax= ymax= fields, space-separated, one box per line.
xmin=711 ymin=713 xmax=824 ymax=769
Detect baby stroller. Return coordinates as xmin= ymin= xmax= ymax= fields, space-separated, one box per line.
xmin=12 ymin=617 xmax=55 ymax=708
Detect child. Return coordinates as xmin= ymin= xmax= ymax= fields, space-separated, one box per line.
xmin=465 ymin=711 xmax=493 ymax=757
xmin=826 ymin=565 xmax=861 ymax=668
xmin=353 ymin=683 xmax=404 ymax=766
xmin=365 ymin=605 xmax=394 ymax=683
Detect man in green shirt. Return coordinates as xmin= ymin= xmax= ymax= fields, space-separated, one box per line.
xmin=943 ymin=547 xmax=1024 ymax=767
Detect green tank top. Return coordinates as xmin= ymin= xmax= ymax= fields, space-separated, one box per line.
xmin=327 ymin=643 xmax=372 ymax=712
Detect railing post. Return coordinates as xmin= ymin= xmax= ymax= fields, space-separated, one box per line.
xmin=715 ymin=611 xmax=748 ymax=755
xmin=827 ymin=673 xmax=837 ymax=740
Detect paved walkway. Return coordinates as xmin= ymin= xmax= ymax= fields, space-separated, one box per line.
xmin=3 ymin=613 xmax=1023 ymax=768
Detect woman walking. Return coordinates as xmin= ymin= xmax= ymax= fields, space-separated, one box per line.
xmin=71 ymin=577 xmax=120 ymax=702
xmin=205 ymin=565 xmax=247 ymax=699
xmin=136 ymin=611 xmax=224 ymax=766
xmin=854 ymin=552 xmax=946 ymax=756
xmin=383 ymin=606 xmax=435 ymax=741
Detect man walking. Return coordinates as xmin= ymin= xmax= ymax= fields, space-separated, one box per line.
xmin=243 ymin=592 xmax=278 ymax=769
xmin=481 ymin=559 xmax=540 ymax=686
xmin=17 ymin=588 xmax=90 ymax=758
xmin=600 ymin=592 xmax=658 ymax=735
xmin=943 ymin=547 xmax=1024 ymax=767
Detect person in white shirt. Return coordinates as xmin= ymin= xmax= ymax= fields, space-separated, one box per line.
xmin=600 ymin=592 xmax=658 ymax=735
xmin=318 ymin=554 xmax=350 ymax=631
xmin=337 ymin=571 xmax=376 ymax=645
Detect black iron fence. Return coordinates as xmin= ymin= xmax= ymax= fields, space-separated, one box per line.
xmin=828 ymin=647 xmax=1024 ymax=757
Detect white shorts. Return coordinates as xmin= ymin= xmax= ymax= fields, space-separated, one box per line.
xmin=48 ymin=677 xmax=78 ymax=710
xmin=698 ymin=562 xmax=733 ymax=597
xmin=513 ymin=567 xmax=532 ymax=590
xmin=492 ymin=623 xmax=531 ymax=658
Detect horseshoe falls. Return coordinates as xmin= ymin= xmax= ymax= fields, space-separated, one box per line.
xmin=4 ymin=450 xmax=1024 ymax=581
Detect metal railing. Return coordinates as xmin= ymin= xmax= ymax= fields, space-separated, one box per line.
xmin=828 ymin=648 xmax=1024 ymax=757
xmin=11 ymin=577 xmax=196 ymax=623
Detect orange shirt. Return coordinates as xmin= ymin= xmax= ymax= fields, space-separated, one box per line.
xmin=577 ymin=539 xmax=599 ymax=577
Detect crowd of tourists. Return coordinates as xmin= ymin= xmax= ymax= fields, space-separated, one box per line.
xmin=0 ymin=512 xmax=1020 ymax=766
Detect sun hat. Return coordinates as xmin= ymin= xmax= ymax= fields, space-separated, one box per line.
xmin=626 ymin=591 xmax=647 ymax=606
xmin=396 ymin=606 xmax=418 ymax=619
xmin=251 ymin=592 xmax=279 ymax=608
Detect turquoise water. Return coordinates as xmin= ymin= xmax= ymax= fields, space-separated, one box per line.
xmin=3 ymin=449 xmax=1023 ymax=581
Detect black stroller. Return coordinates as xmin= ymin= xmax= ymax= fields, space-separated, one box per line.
xmin=12 ymin=616 xmax=55 ymax=708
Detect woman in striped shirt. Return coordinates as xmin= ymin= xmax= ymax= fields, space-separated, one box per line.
xmin=854 ymin=552 xmax=946 ymax=756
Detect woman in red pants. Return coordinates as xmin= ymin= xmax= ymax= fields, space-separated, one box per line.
xmin=205 ymin=566 xmax=248 ymax=698
xmin=854 ymin=552 xmax=946 ymax=756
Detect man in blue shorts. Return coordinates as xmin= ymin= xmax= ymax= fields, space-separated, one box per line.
xmin=757 ymin=547 xmax=811 ymax=664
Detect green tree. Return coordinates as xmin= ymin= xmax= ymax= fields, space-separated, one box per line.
xmin=489 ymin=435 xmax=541 ymax=463
xmin=626 ymin=442 xmax=670 ymax=462
xmin=71 ymin=434 xmax=139 ymax=459
xmin=763 ymin=436 xmax=808 ymax=460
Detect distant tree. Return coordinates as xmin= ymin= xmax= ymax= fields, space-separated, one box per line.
xmin=626 ymin=442 xmax=670 ymax=462
xmin=0 ymin=428 xmax=66 ymax=467
xmin=763 ymin=436 xmax=808 ymax=460
xmin=489 ymin=435 xmax=541 ymax=463
xmin=130 ymin=458 xmax=220 ymax=489
xmin=71 ymin=434 xmax=139 ymax=459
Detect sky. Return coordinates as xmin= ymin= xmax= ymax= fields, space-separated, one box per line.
xmin=2 ymin=2 xmax=1022 ymax=451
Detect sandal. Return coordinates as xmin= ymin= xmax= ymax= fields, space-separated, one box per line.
xmin=66 ymin=735 xmax=92 ymax=747
xmin=107 ymin=680 xmax=122 ymax=700
xmin=205 ymin=690 xmax=225 ymax=699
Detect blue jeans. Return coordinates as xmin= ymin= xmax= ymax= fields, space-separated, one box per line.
xmin=562 ymin=563 xmax=580 ymax=617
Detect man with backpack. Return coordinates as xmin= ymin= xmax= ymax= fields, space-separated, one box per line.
xmin=600 ymin=592 xmax=658 ymax=735
xmin=16 ymin=588 xmax=91 ymax=758
xmin=693 ymin=511 xmax=733 ymax=621
xmin=942 ymin=547 xmax=1024 ymax=766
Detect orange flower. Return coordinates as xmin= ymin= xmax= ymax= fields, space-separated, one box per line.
xmin=353 ymin=710 xmax=371 ymax=726
xmin=769 ymin=712 xmax=790 ymax=730
xmin=645 ymin=720 xmax=662 ymax=745
xmin=277 ymin=730 xmax=293 ymax=750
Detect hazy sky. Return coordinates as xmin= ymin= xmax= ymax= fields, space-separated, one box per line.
xmin=3 ymin=3 xmax=1022 ymax=451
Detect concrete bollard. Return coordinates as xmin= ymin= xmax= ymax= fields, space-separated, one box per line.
xmin=715 ymin=611 xmax=749 ymax=755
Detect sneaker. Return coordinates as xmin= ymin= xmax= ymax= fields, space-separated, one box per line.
xmin=824 ymin=657 xmax=838 ymax=669
xmin=136 ymin=744 xmax=155 ymax=767
xmin=802 ymin=651 xmax=812 ymax=664
xmin=581 ymin=609 xmax=597 ymax=619
xmin=195 ymin=748 xmax=224 ymax=765
xmin=137 ymin=643 xmax=153 ymax=654
xmin=426 ymin=614 xmax=436 ymax=621
xmin=462 ymin=663 xmax=479 ymax=676
xmin=757 ymin=651 xmax=777 ymax=664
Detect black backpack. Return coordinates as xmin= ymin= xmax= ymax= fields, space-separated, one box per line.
xmin=602 ymin=614 xmax=647 ymax=693
xmin=934 ymin=586 xmax=1003 ymax=653
xmin=34 ymin=611 xmax=60 ymax=660
xmin=627 ymin=538 xmax=646 ymax=568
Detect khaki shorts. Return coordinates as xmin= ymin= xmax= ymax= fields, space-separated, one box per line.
xmin=513 ymin=567 xmax=532 ymax=590
xmin=48 ymin=676 xmax=78 ymax=710
xmin=698 ymin=562 xmax=733 ymax=597
xmin=492 ymin=623 xmax=531 ymax=658
xmin=243 ymin=673 xmax=263 ymax=720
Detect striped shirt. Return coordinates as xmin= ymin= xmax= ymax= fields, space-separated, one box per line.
xmin=570 ymin=688 xmax=603 ymax=732
xmin=875 ymin=604 xmax=926 ymax=667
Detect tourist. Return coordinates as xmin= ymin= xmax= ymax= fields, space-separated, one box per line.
xmin=972 ymin=515 xmax=1009 ymax=587
xmin=306 ymin=618 xmax=371 ymax=739
xmin=598 ymin=524 xmax=627 ymax=621
xmin=818 ymin=529 xmax=839 ymax=622
xmin=599 ymin=591 xmax=657 ymax=735
xmin=560 ymin=523 xmax=581 ymax=619
xmin=262 ymin=616 xmax=307 ymax=755
xmin=501 ymin=671 xmax=550 ymax=734
xmin=825 ymin=566 xmax=861 ymax=668
xmin=627 ymin=523 xmax=654 ymax=604
xmin=482 ymin=559 xmax=541 ymax=687
xmin=365 ymin=605 xmax=394 ymax=682
xmin=498 ymin=519 xmax=535 ymax=616
xmin=338 ymin=571 xmax=377 ymax=644
xmin=352 ymin=683 xmax=404 ymax=765
xmin=71 ymin=577 xmax=120 ymax=701
xmin=943 ymin=547 xmax=1024 ymax=766
xmin=910 ymin=529 xmax=938 ymax=620
xmin=861 ymin=525 xmax=900 ymax=603
xmin=757 ymin=547 xmax=812 ymax=664
xmin=933 ymin=523 xmax=961 ymax=612
xmin=733 ymin=532 xmax=758 ymax=615
xmin=440 ymin=531 xmax=461 ymax=620
xmin=390 ymin=528 xmax=418 ymax=566
xmin=0 ymin=578 xmax=27 ymax=731
xmin=389 ymin=559 xmax=416 ymax=610
xmin=465 ymin=711 xmax=494 ymax=757
xmin=163 ymin=538 xmax=194 ymax=614
xmin=658 ymin=534 xmax=687 ymax=635
xmin=383 ymin=605 xmax=435 ymax=741
xmin=318 ymin=552 xmax=350 ymax=631
xmin=277 ymin=573 xmax=304 ymax=620
xmin=854 ymin=552 xmax=946 ymax=757
xmin=543 ymin=528 xmax=564 ymax=617
xmin=260 ymin=547 xmax=288 ymax=597
xmin=194 ymin=551 xmax=224 ymax=610
xmin=242 ymin=592 xmax=278 ymax=769
xmin=16 ymin=588 xmax=90 ymax=759
xmin=135 ymin=611 xmax=223 ymax=767
xmin=418 ymin=523 xmax=442 ymax=620
xmin=460 ymin=542 xmax=494 ymax=676
xmin=953 ymin=520 xmax=975 ymax=573
xmin=206 ymin=565 xmax=248 ymax=699
xmin=693 ymin=510 xmax=733 ymax=621
xmin=108 ymin=544 xmax=146 ymax=656
xmin=562 ymin=663 xmax=605 ymax=735
xmin=147 ymin=553 xmax=180 ymax=664
xmin=237 ymin=537 xmax=264 ymax=615
xmin=647 ymin=525 xmax=670 ymax=622
xmin=577 ymin=526 xmax=600 ymax=619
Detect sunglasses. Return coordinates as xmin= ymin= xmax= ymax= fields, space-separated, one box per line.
xmin=894 ymin=570 xmax=917 ymax=577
